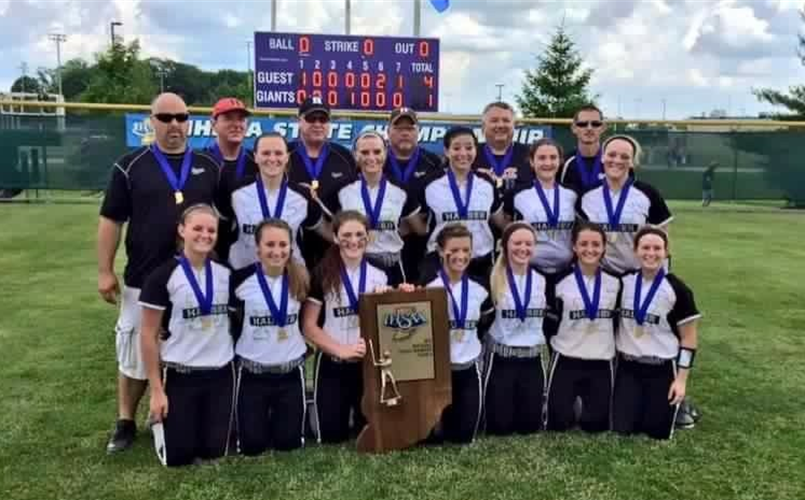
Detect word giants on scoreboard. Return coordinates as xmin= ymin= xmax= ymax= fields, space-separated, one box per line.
xmin=254 ymin=32 xmax=440 ymax=112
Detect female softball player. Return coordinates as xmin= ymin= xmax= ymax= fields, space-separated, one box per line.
xmin=545 ymin=222 xmax=620 ymax=433
xmin=325 ymin=131 xmax=424 ymax=286
xmin=484 ymin=222 xmax=549 ymax=435
xmin=301 ymin=210 xmax=390 ymax=444
xmin=425 ymin=224 xmax=494 ymax=443
xmin=612 ymin=227 xmax=701 ymax=440
xmin=227 ymin=132 xmax=330 ymax=270
xmin=578 ymin=135 xmax=672 ymax=276
xmin=140 ymin=204 xmax=235 ymax=467
xmin=504 ymin=138 xmax=577 ymax=281
xmin=230 ymin=218 xmax=310 ymax=454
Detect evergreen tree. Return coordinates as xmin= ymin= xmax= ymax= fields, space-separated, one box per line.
xmin=516 ymin=24 xmax=597 ymax=118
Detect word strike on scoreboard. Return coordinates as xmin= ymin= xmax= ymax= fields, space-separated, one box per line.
xmin=254 ymin=32 xmax=440 ymax=112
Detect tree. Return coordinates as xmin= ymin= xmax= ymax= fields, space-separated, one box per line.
xmin=80 ymin=40 xmax=157 ymax=104
xmin=516 ymin=24 xmax=597 ymax=118
xmin=10 ymin=75 xmax=43 ymax=94
xmin=752 ymin=8 xmax=805 ymax=119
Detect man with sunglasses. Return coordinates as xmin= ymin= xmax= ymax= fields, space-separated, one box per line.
xmin=560 ymin=105 xmax=612 ymax=195
xmin=473 ymin=101 xmax=532 ymax=193
xmin=288 ymin=96 xmax=357 ymax=267
xmin=97 ymin=92 xmax=219 ymax=454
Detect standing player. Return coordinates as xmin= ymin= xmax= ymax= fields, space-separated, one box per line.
xmin=545 ymin=222 xmax=620 ymax=433
xmin=301 ymin=211 xmax=390 ymax=444
xmin=287 ymin=96 xmax=357 ymax=268
xmin=98 ymin=92 xmax=219 ymax=453
xmin=421 ymin=126 xmax=506 ymax=281
xmin=206 ymin=98 xmax=258 ymax=264
xmin=230 ymin=219 xmax=310 ymax=454
xmin=578 ymin=135 xmax=672 ymax=276
xmin=140 ymin=204 xmax=235 ymax=466
xmin=473 ymin=101 xmax=532 ymax=192
xmin=326 ymin=131 xmax=422 ymax=286
xmin=384 ymin=107 xmax=442 ymax=283
xmin=613 ymin=227 xmax=701 ymax=440
xmin=560 ymin=105 xmax=608 ymax=195
xmin=425 ymin=224 xmax=494 ymax=443
xmin=505 ymin=138 xmax=577 ymax=282
xmin=227 ymin=132 xmax=328 ymax=271
xmin=484 ymin=222 xmax=549 ymax=436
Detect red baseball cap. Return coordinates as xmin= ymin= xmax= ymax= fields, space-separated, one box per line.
xmin=212 ymin=98 xmax=251 ymax=118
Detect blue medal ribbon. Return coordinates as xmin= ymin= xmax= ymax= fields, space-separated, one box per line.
xmin=573 ymin=266 xmax=602 ymax=321
xmin=533 ymin=181 xmax=560 ymax=228
xmin=151 ymin=145 xmax=193 ymax=196
xmin=506 ymin=266 xmax=532 ymax=322
xmin=447 ymin=169 xmax=473 ymax=219
xmin=255 ymin=176 xmax=288 ymax=219
xmin=210 ymin=143 xmax=248 ymax=180
xmin=387 ymin=147 xmax=420 ymax=184
xmin=439 ymin=269 xmax=469 ymax=329
xmin=339 ymin=259 xmax=367 ymax=314
xmin=178 ymin=256 xmax=213 ymax=316
xmin=297 ymin=143 xmax=329 ymax=183
xmin=483 ymin=144 xmax=514 ymax=178
xmin=255 ymin=263 xmax=289 ymax=327
xmin=634 ymin=269 xmax=666 ymax=325
xmin=578 ymin=152 xmax=602 ymax=189
xmin=360 ymin=176 xmax=388 ymax=230
xmin=603 ymin=178 xmax=633 ymax=233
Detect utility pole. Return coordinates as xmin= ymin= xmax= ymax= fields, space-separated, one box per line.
xmin=495 ymin=83 xmax=504 ymax=101
xmin=271 ymin=0 xmax=277 ymax=31
xmin=414 ymin=0 xmax=422 ymax=36
xmin=110 ymin=21 xmax=122 ymax=47
xmin=18 ymin=62 xmax=28 ymax=93
xmin=48 ymin=33 xmax=67 ymax=98
xmin=345 ymin=0 xmax=351 ymax=35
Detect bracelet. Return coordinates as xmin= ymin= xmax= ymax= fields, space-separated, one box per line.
xmin=677 ymin=347 xmax=696 ymax=369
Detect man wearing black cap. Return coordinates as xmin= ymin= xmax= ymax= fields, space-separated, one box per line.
xmin=206 ymin=97 xmax=258 ymax=264
xmin=473 ymin=101 xmax=532 ymax=193
xmin=288 ymin=96 xmax=356 ymax=267
xmin=384 ymin=106 xmax=442 ymax=283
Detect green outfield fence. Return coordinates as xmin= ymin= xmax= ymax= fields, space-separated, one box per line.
xmin=1 ymin=100 xmax=804 ymax=205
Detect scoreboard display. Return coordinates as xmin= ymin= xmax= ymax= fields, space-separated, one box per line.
xmin=254 ymin=32 xmax=440 ymax=112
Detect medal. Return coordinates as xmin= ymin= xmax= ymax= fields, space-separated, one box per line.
xmin=311 ymin=179 xmax=319 ymax=192
xmin=506 ymin=265 xmax=532 ymax=323
xmin=603 ymin=178 xmax=633 ymax=242
xmin=483 ymin=144 xmax=514 ymax=186
xmin=447 ymin=169 xmax=474 ymax=219
xmin=451 ymin=329 xmax=465 ymax=342
xmin=178 ymin=256 xmax=214 ymax=329
xmin=255 ymin=263 xmax=290 ymax=339
xmin=633 ymin=269 xmax=666 ymax=338
xmin=608 ymin=232 xmax=618 ymax=244
xmin=585 ymin=321 xmax=596 ymax=334
xmin=340 ymin=259 xmax=368 ymax=317
xmin=256 ymin=176 xmax=288 ymax=219
xmin=387 ymin=147 xmax=420 ymax=184
xmin=152 ymin=145 xmax=193 ymax=207
xmin=578 ymin=152 xmax=603 ymax=190
xmin=440 ymin=269 xmax=469 ymax=336
xmin=574 ymin=265 xmax=602 ymax=328
xmin=277 ymin=328 xmax=288 ymax=341
xmin=360 ymin=176 xmax=387 ymax=230
xmin=534 ymin=181 xmax=560 ymax=235
xmin=495 ymin=176 xmax=503 ymax=189
xmin=297 ymin=143 xmax=328 ymax=195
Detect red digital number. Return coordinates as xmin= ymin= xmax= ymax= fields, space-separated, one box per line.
xmin=419 ymin=41 xmax=429 ymax=58
xmin=345 ymin=72 xmax=356 ymax=88
xmin=327 ymin=71 xmax=338 ymax=87
xmin=360 ymin=72 xmax=371 ymax=89
xmin=312 ymin=90 xmax=322 ymax=98
xmin=375 ymin=92 xmax=386 ymax=108
xmin=350 ymin=92 xmax=356 ymax=106
xmin=300 ymin=71 xmax=307 ymax=86
xmin=397 ymin=75 xmax=404 ymax=88
xmin=428 ymin=94 xmax=434 ymax=108
xmin=296 ymin=89 xmax=307 ymax=104
xmin=363 ymin=38 xmax=374 ymax=56
xmin=376 ymin=73 xmax=386 ymax=90
xmin=327 ymin=90 xmax=338 ymax=106
xmin=424 ymin=75 xmax=434 ymax=88
xmin=360 ymin=92 xmax=371 ymax=107
xmin=300 ymin=36 xmax=310 ymax=54
xmin=312 ymin=70 xmax=323 ymax=87
xmin=392 ymin=92 xmax=403 ymax=108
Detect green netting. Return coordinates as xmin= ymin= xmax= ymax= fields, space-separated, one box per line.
xmin=0 ymin=109 xmax=802 ymax=204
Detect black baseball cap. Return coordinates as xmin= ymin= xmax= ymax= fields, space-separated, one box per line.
xmin=299 ymin=96 xmax=331 ymax=117
xmin=389 ymin=107 xmax=418 ymax=125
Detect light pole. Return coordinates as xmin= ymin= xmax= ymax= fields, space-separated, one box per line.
xmin=110 ymin=21 xmax=122 ymax=47
xmin=48 ymin=33 xmax=67 ymax=98
xmin=271 ymin=0 xmax=277 ymax=31
xmin=345 ymin=0 xmax=351 ymax=35
xmin=18 ymin=62 xmax=28 ymax=93
xmin=662 ymin=98 xmax=667 ymax=121
xmin=495 ymin=83 xmax=504 ymax=101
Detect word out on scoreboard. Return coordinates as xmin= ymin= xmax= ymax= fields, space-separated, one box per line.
xmin=254 ymin=32 xmax=440 ymax=112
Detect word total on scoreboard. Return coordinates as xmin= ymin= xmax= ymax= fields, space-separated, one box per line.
xmin=254 ymin=32 xmax=440 ymax=112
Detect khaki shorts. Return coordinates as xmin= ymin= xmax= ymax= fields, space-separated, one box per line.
xmin=115 ymin=286 xmax=147 ymax=381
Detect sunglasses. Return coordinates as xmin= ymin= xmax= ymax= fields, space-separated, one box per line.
xmin=575 ymin=120 xmax=603 ymax=128
xmin=153 ymin=113 xmax=190 ymax=123
xmin=303 ymin=114 xmax=330 ymax=124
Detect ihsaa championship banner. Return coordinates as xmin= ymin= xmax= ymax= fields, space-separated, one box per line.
xmin=125 ymin=114 xmax=550 ymax=154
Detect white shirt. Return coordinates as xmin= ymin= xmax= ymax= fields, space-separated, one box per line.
xmin=488 ymin=269 xmax=549 ymax=347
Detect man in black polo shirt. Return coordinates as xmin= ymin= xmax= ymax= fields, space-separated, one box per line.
xmin=206 ymin=97 xmax=258 ymax=263
xmin=97 ymin=92 xmax=219 ymax=453
xmin=287 ymin=96 xmax=356 ymax=267
xmin=473 ymin=101 xmax=532 ymax=193
xmin=560 ymin=105 xmax=608 ymax=195
xmin=384 ymin=106 xmax=442 ymax=282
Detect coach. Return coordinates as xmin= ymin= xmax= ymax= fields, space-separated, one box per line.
xmin=97 ymin=92 xmax=219 ymax=453
xmin=472 ymin=101 xmax=532 ymax=192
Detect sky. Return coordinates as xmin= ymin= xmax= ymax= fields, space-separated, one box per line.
xmin=0 ymin=0 xmax=803 ymax=119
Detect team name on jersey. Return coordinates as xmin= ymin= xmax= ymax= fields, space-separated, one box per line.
xmin=333 ymin=306 xmax=358 ymax=318
xmin=242 ymin=223 xmax=257 ymax=235
xmin=531 ymin=221 xmax=574 ymax=231
xmin=569 ymin=309 xmax=616 ymax=320
xmin=598 ymin=223 xmax=639 ymax=232
xmin=448 ymin=320 xmax=479 ymax=329
xmin=442 ymin=211 xmax=488 ymax=222
xmin=620 ymin=309 xmax=660 ymax=325
xmin=500 ymin=308 xmax=548 ymax=320
xmin=182 ymin=303 xmax=229 ymax=319
xmin=373 ymin=221 xmax=398 ymax=231
xmin=249 ymin=313 xmax=299 ymax=327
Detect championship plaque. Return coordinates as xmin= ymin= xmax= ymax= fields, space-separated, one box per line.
xmin=356 ymin=288 xmax=451 ymax=454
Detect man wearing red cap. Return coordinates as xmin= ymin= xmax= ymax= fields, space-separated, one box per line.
xmin=207 ymin=98 xmax=258 ymax=263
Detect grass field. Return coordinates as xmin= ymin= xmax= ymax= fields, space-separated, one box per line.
xmin=1 ymin=201 xmax=804 ymax=500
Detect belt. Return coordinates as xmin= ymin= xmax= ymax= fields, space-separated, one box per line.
xmin=619 ymin=352 xmax=671 ymax=366
xmin=366 ymin=252 xmax=401 ymax=269
xmin=486 ymin=339 xmax=542 ymax=359
xmin=239 ymin=356 xmax=305 ymax=375
xmin=451 ymin=357 xmax=479 ymax=371
xmin=162 ymin=361 xmax=230 ymax=374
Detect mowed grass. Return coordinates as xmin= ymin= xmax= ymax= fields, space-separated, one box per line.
xmin=1 ymin=201 xmax=803 ymax=500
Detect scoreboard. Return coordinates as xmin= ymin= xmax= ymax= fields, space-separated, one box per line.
xmin=254 ymin=32 xmax=440 ymax=112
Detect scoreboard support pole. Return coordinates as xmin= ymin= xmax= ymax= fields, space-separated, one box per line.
xmin=345 ymin=0 xmax=351 ymax=35
xmin=414 ymin=0 xmax=421 ymax=36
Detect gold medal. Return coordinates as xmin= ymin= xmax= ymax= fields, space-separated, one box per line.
xmin=277 ymin=328 xmax=288 ymax=341
xmin=608 ymin=232 xmax=618 ymax=244
xmin=495 ymin=176 xmax=503 ymax=189
xmin=585 ymin=321 xmax=596 ymax=334
xmin=200 ymin=316 xmax=212 ymax=330
xmin=311 ymin=179 xmax=320 ymax=192
xmin=451 ymin=329 xmax=465 ymax=342
xmin=634 ymin=324 xmax=645 ymax=338
xmin=174 ymin=191 xmax=184 ymax=205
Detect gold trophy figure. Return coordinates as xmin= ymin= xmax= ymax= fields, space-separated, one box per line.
xmin=369 ymin=340 xmax=402 ymax=407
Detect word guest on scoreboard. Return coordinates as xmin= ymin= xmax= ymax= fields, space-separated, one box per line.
xmin=254 ymin=32 xmax=440 ymax=112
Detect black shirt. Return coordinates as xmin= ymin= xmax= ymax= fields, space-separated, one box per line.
xmin=287 ymin=140 xmax=357 ymax=203
xmin=472 ymin=142 xmax=533 ymax=194
xmin=383 ymin=146 xmax=443 ymax=200
xmin=100 ymin=146 xmax=219 ymax=288
xmin=561 ymin=149 xmax=636 ymax=196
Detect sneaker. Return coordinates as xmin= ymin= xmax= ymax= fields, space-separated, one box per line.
xmin=106 ymin=419 xmax=137 ymax=454
xmin=687 ymin=400 xmax=702 ymax=423
xmin=675 ymin=400 xmax=695 ymax=430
